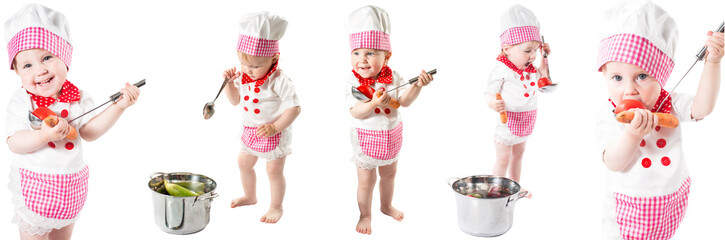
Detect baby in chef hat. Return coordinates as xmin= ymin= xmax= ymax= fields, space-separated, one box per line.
xmin=345 ymin=5 xmax=434 ymax=235
xmin=4 ymin=4 xmax=140 ymax=239
xmin=485 ymin=4 xmax=550 ymax=196
xmin=596 ymin=0 xmax=723 ymax=239
xmin=222 ymin=11 xmax=300 ymax=224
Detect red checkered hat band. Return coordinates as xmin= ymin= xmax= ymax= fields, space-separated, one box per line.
xmin=597 ymin=33 xmax=674 ymax=87
xmin=8 ymin=27 xmax=72 ymax=70
xmin=350 ymin=30 xmax=391 ymax=52
xmin=236 ymin=34 xmax=279 ymax=57
xmin=500 ymin=26 xmax=541 ymax=48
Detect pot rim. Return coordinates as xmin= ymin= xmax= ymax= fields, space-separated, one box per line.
xmin=449 ymin=175 xmax=522 ymax=199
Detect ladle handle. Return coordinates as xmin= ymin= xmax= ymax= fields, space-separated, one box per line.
xmin=385 ymin=69 xmax=437 ymax=93
xmin=212 ymin=78 xmax=231 ymax=102
xmin=110 ymin=79 xmax=146 ymax=102
xmin=696 ymin=21 xmax=725 ymax=60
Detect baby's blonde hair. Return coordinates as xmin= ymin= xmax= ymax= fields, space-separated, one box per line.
xmin=237 ymin=52 xmax=279 ymax=63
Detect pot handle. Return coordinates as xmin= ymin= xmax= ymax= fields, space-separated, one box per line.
xmin=447 ymin=177 xmax=460 ymax=187
xmin=193 ymin=192 xmax=219 ymax=207
xmin=506 ymin=190 xmax=529 ymax=207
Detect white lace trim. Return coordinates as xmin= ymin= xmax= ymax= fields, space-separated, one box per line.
xmin=239 ymin=127 xmax=292 ymax=161
xmin=602 ymin=191 xmax=624 ymax=240
xmin=8 ymin=166 xmax=80 ymax=235
xmin=493 ymin=124 xmax=529 ymax=146
xmin=349 ymin=128 xmax=399 ymax=170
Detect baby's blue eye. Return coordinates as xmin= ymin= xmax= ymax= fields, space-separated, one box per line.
xmin=43 ymin=55 xmax=52 ymax=61
xmin=613 ymin=75 xmax=622 ymax=81
xmin=366 ymin=52 xmax=375 ymax=56
xmin=353 ymin=52 xmax=359 ymax=56
xmin=637 ymin=74 xmax=648 ymax=80
xmin=23 ymin=63 xmax=31 ymax=69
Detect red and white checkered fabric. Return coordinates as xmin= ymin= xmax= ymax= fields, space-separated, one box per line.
xmin=236 ymin=34 xmax=279 ymax=57
xmin=506 ymin=109 xmax=537 ymax=137
xmin=242 ymin=126 xmax=281 ymax=153
xmin=598 ymin=33 xmax=674 ymax=87
xmin=19 ymin=166 xmax=89 ymax=220
xmin=7 ymin=27 xmax=73 ymax=70
xmin=614 ymin=177 xmax=690 ymax=240
xmin=349 ymin=30 xmax=391 ymax=52
xmin=500 ymin=26 xmax=541 ymax=48
xmin=356 ymin=122 xmax=403 ymax=160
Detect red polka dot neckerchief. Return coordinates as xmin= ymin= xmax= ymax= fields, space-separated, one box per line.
xmin=352 ymin=65 xmax=393 ymax=86
xmin=609 ymin=88 xmax=672 ymax=114
xmin=496 ymin=54 xmax=536 ymax=80
xmin=240 ymin=61 xmax=279 ymax=87
xmin=27 ymin=80 xmax=80 ymax=108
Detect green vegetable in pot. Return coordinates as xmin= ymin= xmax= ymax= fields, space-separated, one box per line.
xmin=176 ymin=181 xmax=205 ymax=195
xmin=164 ymin=180 xmax=200 ymax=197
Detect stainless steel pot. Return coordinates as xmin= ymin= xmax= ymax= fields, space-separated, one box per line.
xmin=449 ymin=175 xmax=528 ymax=237
xmin=148 ymin=172 xmax=219 ymax=235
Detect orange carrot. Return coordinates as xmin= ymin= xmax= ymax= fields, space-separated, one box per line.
xmin=375 ymin=90 xmax=400 ymax=109
xmin=42 ymin=116 xmax=78 ymax=140
xmin=616 ymin=111 xmax=679 ymax=128
xmin=496 ymin=93 xmax=507 ymax=124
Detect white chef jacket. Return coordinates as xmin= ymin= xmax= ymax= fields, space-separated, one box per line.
xmin=596 ymin=92 xmax=694 ymax=197
xmin=345 ymin=70 xmax=407 ymax=131
xmin=485 ymin=60 xmax=540 ymax=112
xmin=6 ymin=88 xmax=98 ymax=174
xmin=233 ymin=68 xmax=300 ymax=127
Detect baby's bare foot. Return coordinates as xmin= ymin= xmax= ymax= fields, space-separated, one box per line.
xmin=260 ymin=208 xmax=283 ymax=224
xmin=356 ymin=216 xmax=372 ymax=234
xmin=381 ymin=206 xmax=404 ymax=222
xmin=230 ymin=196 xmax=257 ymax=208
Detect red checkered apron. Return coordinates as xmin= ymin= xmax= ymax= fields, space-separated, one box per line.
xmin=242 ymin=126 xmax=281 ymax=153
xmin=506 ymin=109 xmax=537 ymax=137
xmin=614 ymin=178 xmax=690 ymax=240
xmin=19 ymin=166 xmax=89 ymax=220
xmin=356 ymin=122 xmax=403 ymax=160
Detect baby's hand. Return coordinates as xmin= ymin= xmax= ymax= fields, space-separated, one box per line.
xmin=488 ymin=96 xmax=505 ymax=113
xmin=256 ymin=124 xmax=277 ymax=138
xmin=416 ymin=70 xmax=434 ymax=87
xmin=540 ymin=43 xmax=551 ymax=56
xmin=624 ymin=109 xmax=658 ymax=139
xmin=223 ymin=67 xmax=242 ymax=82
xmin=114 ymin=83 xmax=140 ymax=110
xmin=370 ymin=89 xmax=391 ymax=107
xmin=40 ymin=116 xmax=71 ymax=142
xmin=704 ymin=31 xmax=724 ymax=63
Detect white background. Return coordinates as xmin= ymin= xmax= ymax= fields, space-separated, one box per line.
xmin=0 ymin=0 xmax=723 ymax=239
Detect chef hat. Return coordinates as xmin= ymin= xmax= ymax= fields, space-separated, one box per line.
xmin=597 ymin=0 xmax=678 ymax=87
xmin=500 ymin=4 xmax=541 ymax=48
xmin=236 ymin=12 xmax=287 ymax=57
xmin=347 ymin=5 xmax=391 ymax=52
xmin=4 ymin=4 xmax=73 ymax=70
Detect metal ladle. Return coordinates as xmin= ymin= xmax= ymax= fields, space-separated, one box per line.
xmin=28 ymin=79 xmax=146 ymax=127
xmin=351 ymin=69 xmax=437 ymax=101
xmin=203 ymin=77 xmax=230 ymax=119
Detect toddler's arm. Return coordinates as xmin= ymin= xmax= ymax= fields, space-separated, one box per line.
xmin=398 ymin=70 xmax=434 ymax=107
xmin=7 ymin=118 xmax=71 ymax=154
xmin=79 ymin=83 xmax=140 ymax=141
xmin=350 ymin=89 xmax=390 ymax=119
xmin=538 ymin=43 xmax=551 ymax=78
xmin=691 ymin=31 xmax=724 ymax=120
xmin=603 ymin=109 xmax=658 ymax=171
xmin=256 ymin=106 xmax=301 ymax=137
xmin=223 ymin=67 xmax=242 ymax=106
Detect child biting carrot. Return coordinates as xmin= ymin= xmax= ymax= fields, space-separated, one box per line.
xmin=596 ymin=1 xmax=724 ymax=238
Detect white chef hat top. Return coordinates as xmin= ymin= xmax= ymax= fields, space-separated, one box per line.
xmin=236 ymin=12 xmax=287 ymax=57
xmin=347 ymin=5 xmax=391 ymax=52
xmin=597 ymin=0 xmax=678 ymax=86
xmin=4 ymin=3 xmax=73 ymax=69
xmin=500 ymin=4 xmax=541 ymax=48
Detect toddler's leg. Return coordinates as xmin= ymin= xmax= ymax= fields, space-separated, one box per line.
xmin=47 ymin=223 xmax=74 ymax=240
xmin=492 ymin=141 xmax=513 ymax=177
xmin=356 ymin=167 xmax=377 ymax=234
xmin=19 ymin=230 xmax=48 ymax=240
xmin=231 ymin=152 xmax=259 ymax=208
xmin=261 ymin=157 xmax=286 ymax=223
xmin=508 ymin=141 xmax=527 ymax=182
xmin=378 ymin=161 xmax=403 ymax=222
